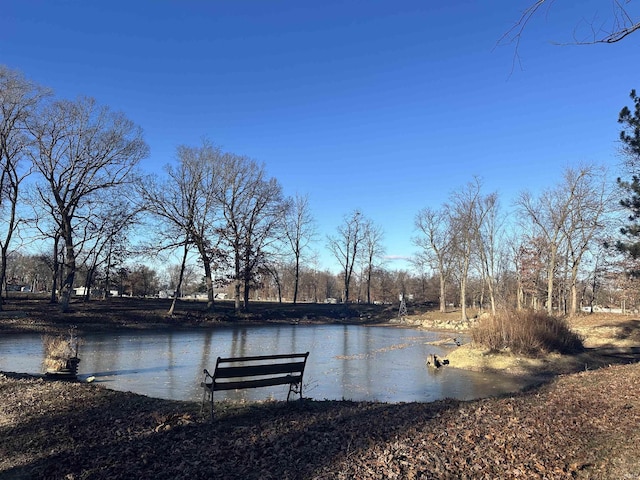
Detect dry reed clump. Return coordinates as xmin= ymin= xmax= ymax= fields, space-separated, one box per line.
xmin=470 ymin=309 xmax=584 ymax=356
xmin=42 ymin=332 xmax=78 ymax=372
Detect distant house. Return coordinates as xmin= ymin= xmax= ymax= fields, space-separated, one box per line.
xmin=73 ymin=286 xmax=89 ymax=296
xmin=73 ymin=286 xmax=101 ymax=297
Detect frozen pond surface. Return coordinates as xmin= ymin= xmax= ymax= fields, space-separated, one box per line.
xmin=0 ymin=324 xmax=532 ymax=403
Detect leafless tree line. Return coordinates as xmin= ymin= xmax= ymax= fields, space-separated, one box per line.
xmin=1 ymin=64 xmax=637 ymax=318
xmin=0 ymin=66 xmax=324 ymax=314
xmin=414 ymin=167 xmax=621 ymax=320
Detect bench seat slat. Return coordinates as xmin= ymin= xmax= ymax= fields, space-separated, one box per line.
xmin=211 ymin=374 xmax=302 ymax=391
xmin=213 ymin=362 xmax=305 ymax=379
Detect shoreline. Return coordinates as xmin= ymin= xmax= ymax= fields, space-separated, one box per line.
xmin=2 ymin=298 xmax=639 ymax=382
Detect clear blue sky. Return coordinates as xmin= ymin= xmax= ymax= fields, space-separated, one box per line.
xmin=2 ymin=1 xmax=638 ymax=272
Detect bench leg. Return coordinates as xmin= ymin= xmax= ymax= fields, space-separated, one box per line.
xmin=287 ymin=382 xmax=303 ymax=402
xmin=201 ymin=385 xmax=214 ymax=420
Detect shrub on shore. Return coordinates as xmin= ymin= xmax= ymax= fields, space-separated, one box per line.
xmin=471 ymin=309 xmax=584 ymax=355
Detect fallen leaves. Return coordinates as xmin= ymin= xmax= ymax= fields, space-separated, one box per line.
xmin=1 ymin=363 xmax=640 ymax=479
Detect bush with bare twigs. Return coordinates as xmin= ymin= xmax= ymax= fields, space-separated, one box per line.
xmin=471 ymin=310 xmax=584 ymax=356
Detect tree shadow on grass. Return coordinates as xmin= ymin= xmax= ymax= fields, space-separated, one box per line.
xmin=0 ymin=377 xmax=461 ymax=480
xmin=607 ymin=319 xmax=640 ymax=343
xmin=3 ymin=366 xmax=640 ymax=479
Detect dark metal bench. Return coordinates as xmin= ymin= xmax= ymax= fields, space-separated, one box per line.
xmin=201 ymin=352 xmax=309 ymax=418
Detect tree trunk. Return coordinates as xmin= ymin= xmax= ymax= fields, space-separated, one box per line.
xmin=0 ymin=246 xmax=7 ymax=310
xmin=233 ymin=249 xmax=241 ymax=312
xmin=168 ymin=242 xmax=188 ymax=316
xmin=439 ymin=271 xmax=447 ymax=313
xmin=570 ymin=262 xmax=580 ymax=315
xmin=460 ymin=276 xmax=468 ymax=321
xmin=343 ymin=266 xmax=350 ymax=303
xmin=486 ymin=274 xmax=497 ymax=315
xmin=102 ymin=244 xmax=112 ymax=301
xmin=60 ymin=224 xmax=76 ymax=313
xmin=201 ymin=254 xmax=215 ymax=310
xmin=275 ymin=275 xmax=283 ymax=303
xmin=50 ymin=236 xmax=59 ymax=304
xmin=546 ymin=248 xmax=556 ymax=315
xmin=293 ymin=258 xmax=300 ymax=305
xmin=83 ymin=266 xmax=95 ymax=302
xmin=242 ymin=274 xmax=250 ymax=311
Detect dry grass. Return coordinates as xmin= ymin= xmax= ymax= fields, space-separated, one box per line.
xmin=42 ymin=335 xmax=71 ymax=371
xmin=471 ymin=309 xmax=584 ymax=355
xmin=41 ymin=329 xmax=80 ymax=372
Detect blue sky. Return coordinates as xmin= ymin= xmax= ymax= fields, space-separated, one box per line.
xmin=2 ymin=1 xmax=638 ymax=272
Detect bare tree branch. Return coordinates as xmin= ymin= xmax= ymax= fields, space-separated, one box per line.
xmin=500 ymin=1 xmax=640 ymax=67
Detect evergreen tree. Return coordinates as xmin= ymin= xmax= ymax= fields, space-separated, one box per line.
xmin=617 ymin=89 xmax=640 ymax=258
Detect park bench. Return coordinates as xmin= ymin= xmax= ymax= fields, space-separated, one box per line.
xmin=201 ymin=352 xmax=309 ymax=418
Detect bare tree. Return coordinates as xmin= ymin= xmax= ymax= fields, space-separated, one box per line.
xmin=128 ymin=264 xmax=160 ymax=297
xmin=29 ymin=96 xmax=148 ymax=311
xmin=78 ymin=193 xmax=141 ymax=301
xmin=414 ymin=206 xmax=454 ymax=313
xmin=140 ymin=141 xmax=224 ymax=311
xmin=327 ymin=209 xmax=367 ymax=303
xmin=515 ymin=166 xmax=609 ymax=315
xmin=214 ymin=153 xmax=285 ymax=311
xmin=517 ymin=190 xmax=566 ymax=315
xmin=283 ymin=193 xmax=316 ymax=304
xmin=560 ymin=165 xmax=612 ymax=314
xmin=361 ymin=218 xmax=385 ymax=304
xmin=474 ymin=192 xmax=503 ymax=315
xmin=0 ymin=66 xmax=49 ymax=308
xmin=447 ymin=178 xmax=486 ymax=321
xmin=139 ymin=171 xmax=194 ymax=314
xmin=260 ymin=259 xmax=288 ymax=303
xmin=23 ymin=184 xmax=64 ymax=303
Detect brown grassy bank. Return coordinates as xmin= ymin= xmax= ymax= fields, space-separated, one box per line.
xmin=0 ymin=296 xmax=398 ymax=335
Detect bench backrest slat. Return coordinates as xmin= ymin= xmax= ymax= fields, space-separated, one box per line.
xmin=216 ymin=352 xmax=308 ymax=364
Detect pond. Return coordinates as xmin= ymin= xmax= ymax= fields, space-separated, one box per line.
xmin=0 ymin=324 xmax=532 ymax=403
